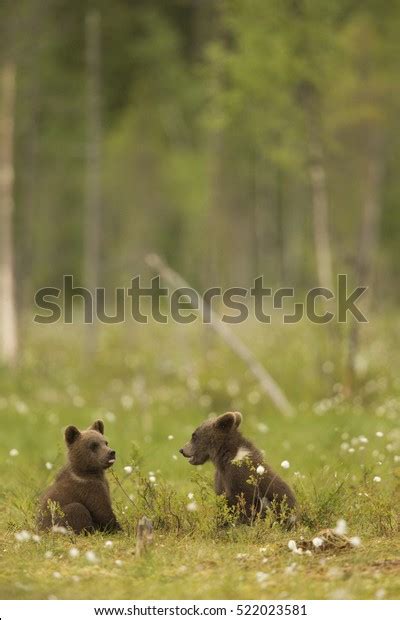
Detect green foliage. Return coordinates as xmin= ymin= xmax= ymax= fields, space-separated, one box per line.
xmin=1 ymin=0 xmax=399 ymax=291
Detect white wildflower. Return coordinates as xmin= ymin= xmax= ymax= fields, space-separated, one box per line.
xmin=376 ymin=431 xmax=384 ymax=438
xmin=256 ymin=465 xmax=265 ymax=475
xmin=16 ymin=401 xmax=28 ymax=414
xmin=312 ymin=537 xmax=324 ymax=548
xmin=123 ymin=465 xmax=133 ymax=474
xmin=255 ymin=571 xmax=268 ymax=585
xmin=187 ymin=492 xmax=194 ymax=500
xmin=288 ymin=540 xmax=297 ymax=552
xmin=236 ymin=553 xmax=248 ymax=560
xmin=32 ymin=534 xmax=41 ymax=543
xmin=9 ymin=448 xmax=19 ymax=457
xmin=53 ymin=572 xmax=62 ymax=579
xmin=45 ymin=551 xmax=53 ymax=559
xmin=104 ymin=540 xmax=113 ymax=548
xmin=51 ymin=525 xmax=68 ymax=534
xmin=149 ymin=475 xmax=156 ymax=483
xmin=15 ymin=530 xmax=31 ymax=542
xmin=186 ymin=501 xmax=197 ymax=512
xmin=168 ymin=435 xmax=174 ymax=440
xmin=69 ymin=548 xmax=79 ymax=558
xmin=350 ymin=536 xmax=361 ymax=547
xmin=334 ymin=519 xmax=347 ymax=535
xmin=115 ymin=559 xmax=123 ymax=567
xmin=373 ymin=476 xmax=381 ymax=482
xmin=281 ymin=460 xmax=290 ymax=469
xmin=172 ymin=455 xmax=178 ymax=460
xmin=45 ymin=462 xmax=53 ymax=470
xmin=85 ymin=550 xmax=98 ymax=563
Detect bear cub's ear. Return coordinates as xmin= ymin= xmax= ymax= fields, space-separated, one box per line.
xmin=65 ymin=425 xmax=81 ymax=445
xmin=90 ymin=419 xmax=104 ymax=435
xmin=216 ymin=411 xmax=242 ymax=431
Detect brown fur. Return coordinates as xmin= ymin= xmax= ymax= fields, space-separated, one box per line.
xmin=37 ymin=420 xmax=121 ymax=534
xmin=180 ymin=411 xmax=296 ymax=524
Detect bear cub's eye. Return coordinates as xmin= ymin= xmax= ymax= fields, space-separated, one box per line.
xmin=90 ymin=442 xmax=99 ymax=451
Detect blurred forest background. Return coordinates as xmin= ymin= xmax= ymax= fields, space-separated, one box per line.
xmin=1 ymin=0 xmax=400 ymax=369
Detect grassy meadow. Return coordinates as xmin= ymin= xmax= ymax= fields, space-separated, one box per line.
xmin=1 ymin=317 xmax=400 ymax=600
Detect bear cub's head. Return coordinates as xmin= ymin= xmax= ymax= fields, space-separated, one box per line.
xmin=180 ymin=411 xmax=242 ymax=465
xmin=65 ymin=420 xmax=116 ymax=474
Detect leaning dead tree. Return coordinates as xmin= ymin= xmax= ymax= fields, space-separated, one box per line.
xmin=146 ymin=254 xmax=294 ymax=417
xmin=0 ymin=62 xmax=18 ymax=366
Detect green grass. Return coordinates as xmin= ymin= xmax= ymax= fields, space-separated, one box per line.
xmin=1 ymin=318 xmax=400 ymax=599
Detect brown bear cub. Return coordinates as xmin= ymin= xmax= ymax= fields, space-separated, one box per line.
xmin=180 ymin=411 xmax=296 ymax=524
xmin=38 ymin=420 xmax=121 ymax=534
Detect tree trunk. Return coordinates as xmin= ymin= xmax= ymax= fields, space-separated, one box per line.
xmin=308 ymin=137 xmax=333 ymax=291
xmin=0 ymin=62 xmax=18 ymax=367
xmin=346 ymin=135 xmax=384 ymax=391
xmin=84 ymin=10 xmax=102 ymax=354
xmin=19 ymin=38 xmax=40 ymax=318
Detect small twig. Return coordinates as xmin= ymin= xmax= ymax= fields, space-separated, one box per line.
xmin=166 ymin=492 xmax=181 ymax=533
xmin=110 ymin=470 xmax=138 ymax=510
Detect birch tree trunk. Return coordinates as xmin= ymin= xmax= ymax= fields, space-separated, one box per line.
xmin=84 ymin=10 xmax=102 ymax=354
xmin=0 ymin=62 xmax=18 ymax=366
